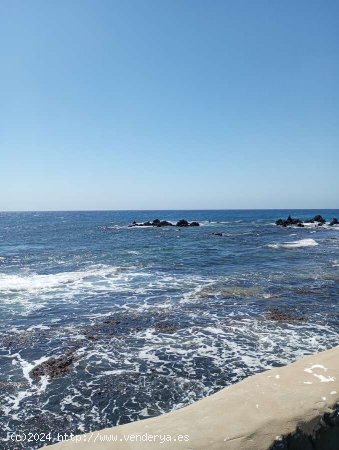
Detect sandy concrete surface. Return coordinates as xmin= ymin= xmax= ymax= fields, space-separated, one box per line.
xmin=50 ymin=346 xmax=339 ymax=450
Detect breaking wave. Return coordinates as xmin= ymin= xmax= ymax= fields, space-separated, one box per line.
xmin=268 ymin=238 xmax=319 ymax=249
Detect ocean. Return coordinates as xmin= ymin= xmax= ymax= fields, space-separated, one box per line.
xmin=0 ymin=210 xmax=338 ymax=448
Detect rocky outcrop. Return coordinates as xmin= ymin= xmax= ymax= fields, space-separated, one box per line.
xmin=276 ymin=214 xmax=327 ymax=227
xmin=275 ymin=215 xmax=303 ymax=227
xmin=176 ymin=219 xmax=189 ymax=227
xmin=128 ymin=219 xmax=200 ymax=228
xmin=304 ymin=214 xmax=326 ymax=224
xmin=129 ymin=219 xmax=174 ymax=227
xmin=329 ymin=218 xmax=338 ymax=226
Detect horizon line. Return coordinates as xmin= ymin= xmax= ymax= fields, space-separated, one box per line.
xmin=1 ymin=208 xmax=338 ymax=213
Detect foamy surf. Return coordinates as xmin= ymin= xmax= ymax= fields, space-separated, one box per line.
xmin=1 ymin=209 xmax=338 ymax=448
xmin=268 ymin=238 xmax=319 ymax=249
xmin=0 ymin=265 xmax=136 ymax=294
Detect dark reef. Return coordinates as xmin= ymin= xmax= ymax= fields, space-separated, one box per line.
xmin=128 ymin=219 xmax=200 ymax=227
xmin=30 ymin=353 xmax=79 ymax=380
xmin=275 ymin=214 xmax=338 ymax=228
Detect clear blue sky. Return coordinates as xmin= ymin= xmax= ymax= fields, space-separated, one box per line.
xmin=1 ymin=0 xmax=338 ymax=210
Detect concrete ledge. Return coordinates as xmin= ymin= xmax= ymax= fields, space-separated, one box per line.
xmin=50 ymin=346 xmax=339 ymax=450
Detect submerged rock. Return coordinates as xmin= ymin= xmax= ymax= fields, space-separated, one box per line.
xmin=154 ymin=324 xmax=177 ymax=332
xmin=1 ymin=328 xmax=49 ymax=350
xmin=265 ymin=308 xmax=305 ymax=323
xmin=30 ymin=354 xmax=78 ymax=380
xmin=81 ymin=317 xmax=122 ymax=341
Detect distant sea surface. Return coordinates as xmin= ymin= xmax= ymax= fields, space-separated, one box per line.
xmin=0 ymin=210 xmax=338 ymax=448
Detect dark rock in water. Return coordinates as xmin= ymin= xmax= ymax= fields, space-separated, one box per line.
xmin=103 ymin=318 xmax=121 ymax=325
xmin=211 ymin=232 xmax=223 ymax=236
xmin=275 ymin=215 xmax=303 ymax=227
xmin=329 ymin=218 xmax=339 ymax=226
xmin=157 ymin=220 xmax=174 ymax=227
xmin=1 ymin=328 xmax=49 ymax=350
xmin=81 ymin=316 xmax=122 ymax=341
xmin=313 ymin=214 xmax=326 ymax=223
xmin=30 ymin=354 xmax=78 ymax=380
xmin=154 ymin=323 xmax=177 ymax=332
xmin=176 ymin=219 xmax=189 ymax=227
xmin=276 ymin=214 xmax=327 ymax=227
xmin=305 ymin=214 xmax=326 ymax=224
xmin=128 ymin=219 xmax=199 ymax=228
xmin=287 ymin=215 xmax=302 ymax=225
xmin=297 ymin=223 xmax=304 ymax=227
xmin=128 ymin=220 xmax=157 ymax=227
xmin=265 ymin=308 xmax=305 ymax=323
xmin=83 ymin=333 xmax=98 ymax=341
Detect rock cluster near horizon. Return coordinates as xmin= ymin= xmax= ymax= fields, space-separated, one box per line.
xmin=275 ymin=214 xmax=338 ymax=227
xmin=128 ymin=219 xmax=200 ymax=227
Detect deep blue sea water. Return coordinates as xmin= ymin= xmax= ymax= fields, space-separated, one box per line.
xmin=0 ymin=210 xmax=338 ymax=448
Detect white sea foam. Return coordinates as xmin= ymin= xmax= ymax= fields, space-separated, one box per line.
xmin=268 ymin=238 xmax=319 ymax=249
xmin=0 ymin=265 xmax=214 ymax=318
xmin=0 ymin=265 xmax=144 ymax=314
xmin=0 ymin=266 xmax=121 ymax=293
xmin=26 ymin=324 xmax=50 ymax=331
xmin=303 ymin=223 xmax=339 ymax=231
xmin=302 ymin=222 xmax=322 ymax=228
xmin=199 ymin=221 xmax=217 ymax=226
xmin=2 ymin=297 xmax=338 ymax=435
xmin=0 ymin=265 xmax=148 ymax=298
